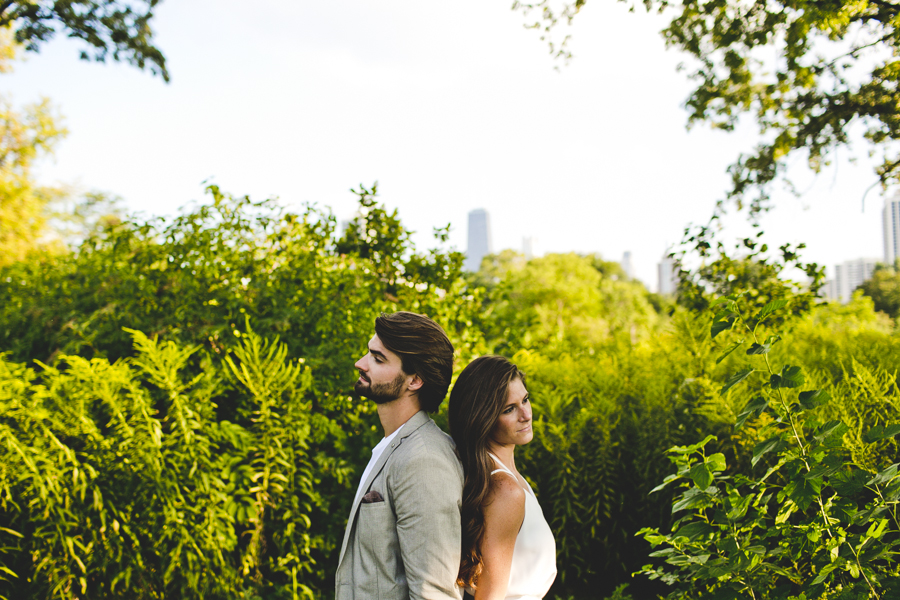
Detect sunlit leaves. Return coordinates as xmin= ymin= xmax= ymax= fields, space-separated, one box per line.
xmin=770 ymin=364 xmax=804 ymax=389
xmin=1 ymin=1 xmax=170 ymax=81
xmin=720 ymin=367 xmax=754 ymax=395
xmin=735 ymin=395 xmax=767 ymax=429
xmin=637 ymin=290 xmax=900 ymax=598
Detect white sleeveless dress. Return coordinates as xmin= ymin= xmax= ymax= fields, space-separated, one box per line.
xmin=480 ymin=453 xmax=557 ymax=600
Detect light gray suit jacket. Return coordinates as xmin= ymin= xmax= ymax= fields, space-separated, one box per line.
xmin=335 ymin=410 xmax=464 ymax=600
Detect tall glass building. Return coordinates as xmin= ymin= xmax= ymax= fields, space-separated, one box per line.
xmin=884 ymin=193 xmax=900 ymax=266
xmin=465 ymin=209 xmax=493 ymax=272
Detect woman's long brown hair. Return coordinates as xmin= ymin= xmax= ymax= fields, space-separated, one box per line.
xmin=448 ymin=355 xmax=525 ymax=590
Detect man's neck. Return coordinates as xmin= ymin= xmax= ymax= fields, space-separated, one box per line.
xmin=376 ymin=394 xmax=422 ymax=437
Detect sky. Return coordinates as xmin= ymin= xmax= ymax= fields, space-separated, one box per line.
xmin=4 ymin=0 xmax=889 ymax=290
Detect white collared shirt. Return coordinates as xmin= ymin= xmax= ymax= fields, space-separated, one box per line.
xmin=353 ymin=424 xmax=404 ymax=506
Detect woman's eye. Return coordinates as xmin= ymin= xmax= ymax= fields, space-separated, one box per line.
xmin=503 ymin=406 xmax=514 ymax=414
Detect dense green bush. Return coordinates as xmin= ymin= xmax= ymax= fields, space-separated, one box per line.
xmin=638 ymin=293 xmax=900 ymax=599
xmin=3 ymin=188 xmax=900 ymax=599
xmin=0 ymin=186 xmax=484 ymax=598
xmin=1 ymin=329 xmax=319 ymax=598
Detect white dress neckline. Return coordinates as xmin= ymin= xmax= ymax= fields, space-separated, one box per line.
xmin=487 ymin=452 xmax=535 ymax=497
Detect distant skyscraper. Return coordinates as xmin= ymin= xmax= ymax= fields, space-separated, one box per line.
xmin=621 ymin=251 xmax=634 ymax=280
xmin=821 ymin=279 xmax=837 ymax=302
xmin=833 ymin=258 xmax=878 ymax=303
xmin=884 ymin=193 xmax=900 ymax=266
xmin=657 ymin=250 xmax=677 ymax=296
xmin=522 ymin=236 xmax=534 ymax=259
xmin=465 ymin=209 xmax=492 ymax=272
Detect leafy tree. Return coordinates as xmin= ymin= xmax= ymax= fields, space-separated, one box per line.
xmin=858 ymin=264 xmax=900 ymax=321
xmin=674 ymin=225 xmax=824 ymax=325
xmin=0 ymin=1 xmax=168 ymax=81
xmin=0 ymin=94 xmax=67 ymax=267
xmin=586 ymin=252 xmax=629 ymax=281
xmin=517 ymin=0 xmax=900 ymax=215
xmin=482 ymin=252 xmax=660 ymax=353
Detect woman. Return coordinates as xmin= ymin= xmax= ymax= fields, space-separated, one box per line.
xmin=448 ymin=355 xmax=557 ymax=600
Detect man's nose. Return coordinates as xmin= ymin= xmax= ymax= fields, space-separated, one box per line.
xmin=354 ymin=355 xmax=367 ymax=371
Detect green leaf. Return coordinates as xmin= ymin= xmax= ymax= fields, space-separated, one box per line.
xmin=726 ymin=490 xmax=752 ymax=521
xmin=674 ymin=521 xmax=717 ymax=541
xmin=785 ymin=474 xmax=822 ymax=511
xmin=864 ymin=518 xmax=889 ymax=540
xmin=706 ymin=453 xmax=726 ymax=472
xmin=753 ymin=299 xmax=789 ymax=325
xmin=672 ymin=487 xmax=714 ymax=513
xmin=814 ymin=420 xmax=849 ymax=444
xmin=770 ymin=365 xmax=804 ymax=389
xmin=798 ymin=389 xmax=830 ymax=410
xmin=867 ymin=463 xmax=899 ymax=487
xmin=862 ymin=424 xmax=900 ymax=443
xmin=716 ymin=339 xmax=744 ymax=364
xmin=746 ymin=335 xmax=781 ymax=355
xmin=711 ymin=317 xmax=736 ymax=339
xmin=735 ymin=396 xmax=767 ymax=429
xmin=689 ymin=463 xmax=714 ymax=489
xmin=649 ymin=473 xmax=681 ymax=494
xmin=720 ymin=368 xmax=754 ymax=395
xmin=752 ymin=435 xmax=788 ymax=467
xmin=805 ymin=454 xmax=843 ymax=480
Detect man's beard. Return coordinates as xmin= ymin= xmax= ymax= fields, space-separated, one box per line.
xmin=354 ymin=371 xmax=406 ymax=404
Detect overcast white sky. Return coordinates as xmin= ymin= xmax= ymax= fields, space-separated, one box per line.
xmin=4 ymin=0 xmax=888 ymax=290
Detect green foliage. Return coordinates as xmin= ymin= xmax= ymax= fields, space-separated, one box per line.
xmin=637 ymin=292 xmax=900 ymax=599
xmin=0 ymin=2 xmax=169 ymax=81
xmin=479 ymin=252 xmax=661 ymax=354
xmin=858 ymin=265 xmax=900 ymax=321
xmin=675 ymin=226 xmax=824 ymax=323
xmin=0 ymin=185 xmax=484 ymax=598
xmin=510 ymin=307 xmax=740 ymax=599
xmin=518 ymin=0 xmax=900 ymax=214
xmin=0 ymin=328 xmax=319 ymax=599
xmin=0 ymin=94 xmax=68 ymax=267
xmin=5 ymin=182 xmax=900 ymax=599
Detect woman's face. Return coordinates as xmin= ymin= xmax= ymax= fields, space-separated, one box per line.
xmin=490 ymin=377 xmax=533 ymax=447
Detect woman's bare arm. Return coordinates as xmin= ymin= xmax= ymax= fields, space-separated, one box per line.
xmin=473 ymin=473 xmax=526 ymax=600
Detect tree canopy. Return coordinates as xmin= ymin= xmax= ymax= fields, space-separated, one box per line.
xmin=518 ymin=0 xmax=900 ymax=214
xmin=0 ymin=94 xmax=67 ymax=267
xmin=859 ymin=263 xmax=900 ymax=320
xmin=0 ymin=0 xmax=168 ymax=81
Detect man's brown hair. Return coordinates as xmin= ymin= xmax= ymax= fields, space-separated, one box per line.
xmin=374 ymin=311 xmax=454 ymax=413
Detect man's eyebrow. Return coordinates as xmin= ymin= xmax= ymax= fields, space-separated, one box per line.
xmin=368 ymin=347 xmax=388 ymax=360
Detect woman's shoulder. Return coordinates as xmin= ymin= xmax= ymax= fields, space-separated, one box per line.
xmin=485 ymin=470 xmax=526 ymax=515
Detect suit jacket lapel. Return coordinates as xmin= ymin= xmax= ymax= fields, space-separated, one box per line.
xmin=336 ymin=411 xmax=431 ymax=570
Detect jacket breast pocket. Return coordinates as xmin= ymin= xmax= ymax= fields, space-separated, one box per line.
xmin=358 ymin=500 xmax=405 ymax=598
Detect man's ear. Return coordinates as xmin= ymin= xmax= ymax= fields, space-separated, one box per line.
xmin=407 ymin=373 xmax=424 ymax=392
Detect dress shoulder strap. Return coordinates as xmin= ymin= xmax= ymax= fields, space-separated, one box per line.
xmin=488 ymin=452 xmax=515 ymax=477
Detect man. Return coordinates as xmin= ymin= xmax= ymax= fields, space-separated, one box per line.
xmin=335 ymin=311 xmax=464 ymax=600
